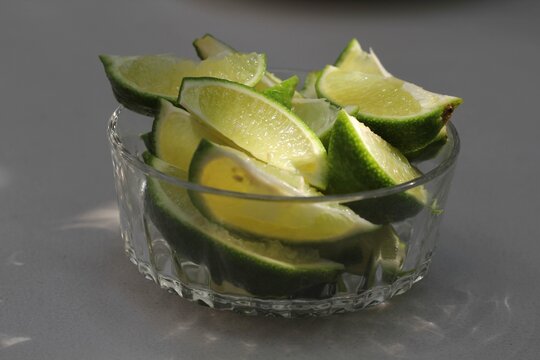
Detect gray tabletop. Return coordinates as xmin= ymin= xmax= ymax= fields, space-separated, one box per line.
xmin=1 ymin=0 xmax=539 ymax=359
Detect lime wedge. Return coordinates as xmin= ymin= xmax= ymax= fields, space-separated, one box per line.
xmin=193 ymin=33 xmax=236 ymax=59
xmin=317 ymin=65 xmax=462 ymax=153
xmin=99 ymin=52 xmax=266 ymax=115
xmin=150 ymin=99 xmax=232 ymax=172
xmin=291 ymin=98 xmax=338 ymax=148
xmin=188 ymin=139 xmax=378 ymax=243
xmin=192 ymin=33 xmax=297 ymax=94
xmin=328 ymin=110 xmax=427 ymax=222
xmin=178 ymin=77 xmax=328 ymax=189
xmin=144 ymin=152 xmax=344 ymax=297
xmin=262 ymin=75 xmax=299 ymax=109
xmin=193 ymin=33 xmax=236 ymax=58
xmin=334 ymin=38 xmax=391 ymax=76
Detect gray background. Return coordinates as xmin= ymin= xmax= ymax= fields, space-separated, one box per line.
xmin=1 ymin=0 xmax=539 ymax=359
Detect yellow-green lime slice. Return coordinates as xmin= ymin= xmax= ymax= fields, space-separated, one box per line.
xmin=99 ymin=52 xmax=266 ymax=115
xmin=317 ymin=65 xmax=462 ymax=153
xmin=334 ymin=38 xmax=391 ymax=76
xmin=150 ymin=99 xmax=231 ymax=172
xmin=301 ymin=38 xmax=389 ymax=99
xmin=188 ymin=139 xmax=379 ymax=243
xmin=144 ymin=152 xmax=343 ymax=297
xmin=178 ymin=77 xmax=328 ymax=189
xmin=328 ymin=110 xmax=428 ymax=223
xmin=192 ymin=33 xmax=298 ymax=94
xmin=193 ymin=33 xmax=236 ymax=59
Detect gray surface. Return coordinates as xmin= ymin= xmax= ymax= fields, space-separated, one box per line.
xmin=1 ymin=0 xmax=539 ymax=358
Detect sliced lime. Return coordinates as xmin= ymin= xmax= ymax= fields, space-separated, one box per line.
xmin=99 ymin=52 xmax=266 ymax=115
xmin=192 ymin=33 xmax=297 ymax=94
xmin=317 ymin=65 xmax=462 ymax=153
xmin=178 ymin=77 xmax=328 ymax=189
xmin=150 ymin=99 xmax=231 ymax=172
xmin=188 ymin=139 xmax=378 ymax=243
xmin=334 ymin=38 xmax=391 ymax=76
xmin=328 ymin=110 xmax=427 ymax=223
xmin=193 ymin=33 xmax=236 ymax=59
xmin=144 ymin=152 xmax=344 ymax=297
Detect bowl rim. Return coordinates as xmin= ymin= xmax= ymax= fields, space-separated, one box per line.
xmin=108 ymin=103 xmax=460 ymax=203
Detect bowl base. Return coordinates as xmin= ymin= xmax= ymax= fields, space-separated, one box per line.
xmin=125 ymin=243 xmax=431 ymax=318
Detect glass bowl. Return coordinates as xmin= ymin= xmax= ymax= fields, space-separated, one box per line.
xmin=107 ymin=77 xmax=460 ymax=318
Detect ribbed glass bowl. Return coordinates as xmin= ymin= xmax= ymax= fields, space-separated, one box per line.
xmin=107 ymin=76 xmax=460 ymax=318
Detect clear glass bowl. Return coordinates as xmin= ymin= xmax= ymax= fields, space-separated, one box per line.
xmin=107 ymin=78 xmax=460 ymax=318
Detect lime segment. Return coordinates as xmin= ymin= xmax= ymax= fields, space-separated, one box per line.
xmin=328 ymin=110 xmax=427 ymax=222
xmin=334 ymin=38 xmax=391 ymax=76
xmin=317 ymin=65 xmax=462 ymax=152
xmin=178 ymin=77 xmax=328 ymax=189
xmin=99 ymin=52 xmax=266 ymax=114
xmin=188 ymin=140 xmax=379 ymax=243
xmin=150 ymin=99 xmax=231 ymax=172
xmin=192 ymin=33 xmax=288 ymax=93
